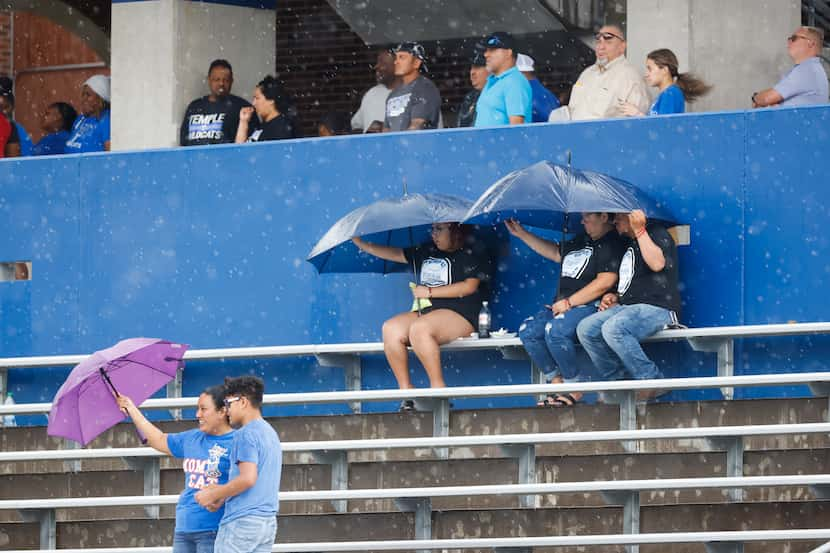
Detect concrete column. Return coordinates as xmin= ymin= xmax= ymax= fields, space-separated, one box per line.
xmin=111 ymin=0 xmax=276 ymax=150
xmin=628 ymin=0 xmax=800 ymax=112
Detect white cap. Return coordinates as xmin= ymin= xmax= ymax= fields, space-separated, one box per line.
xmin=516 ymin=53 xmax=535 ymax=72
xmin=83 ymin=75 xmax=111 ymax=103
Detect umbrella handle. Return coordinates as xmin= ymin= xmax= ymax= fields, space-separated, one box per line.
xmin=99 ymin=368 xmax=147 ymax=445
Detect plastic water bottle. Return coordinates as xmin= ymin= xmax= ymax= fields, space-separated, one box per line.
xmin=3 ymin=393 xmax=17 ymax=427
xmin=478 ymin=301 xmax=491 ymax=339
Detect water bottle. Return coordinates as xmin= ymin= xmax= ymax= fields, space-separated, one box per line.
xmin=478 ymin=301 xmax=491 ymax=339
xmin=3 ymin=393 xmax=17 ymax=427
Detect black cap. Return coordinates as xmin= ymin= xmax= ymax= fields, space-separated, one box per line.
xmin=471 ymin=51 xmax=486 ymax=67
xmin=484 ymin=32 xmax=515 ymax=51
xmin=395 ymin=42 xmax=428 ymax=72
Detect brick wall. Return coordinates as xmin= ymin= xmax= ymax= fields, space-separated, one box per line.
xmin=0 ymin=11 xmax=11 ymax=77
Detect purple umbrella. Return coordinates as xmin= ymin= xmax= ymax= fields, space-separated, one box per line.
xmin=47 ymin=338 xmax=190 ymax=446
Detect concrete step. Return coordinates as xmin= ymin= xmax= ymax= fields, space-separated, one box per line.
xmin=0 ymin=501 xmax=827 ymax=552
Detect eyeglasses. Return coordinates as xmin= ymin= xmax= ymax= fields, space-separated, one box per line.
xmin=431 ymin=225 xmax=451 ymax=235
xmin=595 ymin=32 xmax=624 ymax=42
xmin=787 ymin=34 xmax=812 ymax=43
xmin=223 ymin=396 xmax=242 ymax=408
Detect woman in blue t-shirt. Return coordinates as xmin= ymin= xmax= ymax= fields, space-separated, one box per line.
xmin=32 ymin=102 xmax=77 ymax=156
xmin=117 ymin=385 xmax=234 ymax=553
xmin=65 ymin=74 xmax=111 ymax=153
xmin=622 ymin=49 xmax=711 ymax=116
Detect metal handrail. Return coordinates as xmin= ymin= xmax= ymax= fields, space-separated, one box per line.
xmin=1 ymin=421 xmax=828 ymax=462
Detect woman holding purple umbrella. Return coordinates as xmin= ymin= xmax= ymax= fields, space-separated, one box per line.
xmin=117 ymin=385 xmax=233 ymax=553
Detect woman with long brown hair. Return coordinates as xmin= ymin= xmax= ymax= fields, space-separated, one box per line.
xmin=622 ymin=48 xmax=711 ymax=116
xmin=352 ymin=223 xmax=493 ymax=410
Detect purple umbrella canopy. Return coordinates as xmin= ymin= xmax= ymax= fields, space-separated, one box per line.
xmin=47 ymin=338 xmax=190 ymax=446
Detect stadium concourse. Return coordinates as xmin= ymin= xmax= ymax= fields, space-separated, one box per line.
xmin=1 ymin=102 xmax=830 ymax=551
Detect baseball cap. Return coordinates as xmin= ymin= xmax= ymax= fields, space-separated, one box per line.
xmin=471 ymin=51 xmax=486 ymax=67
xmin=395 ymin=42 xmax=428 ymax=72
xmin=516 ymin=53 xmax=535 ymax=72
xmin=484 ymin=32 xmax=516 ymax=51
xmin=83 ymin=75 xmax=111 ymax=103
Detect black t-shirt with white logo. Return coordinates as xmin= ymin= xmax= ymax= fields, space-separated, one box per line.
xmin=557 ymin=230 xmax=626 ymax=300
xmin=404 ymin=242 xmax=493 ymax=327
xmin=180 ymin=94 xmax=252 ymax=146
xmin=616 ymin=224 xmax=681 ymax=314
xmin=247 ymin=114 xmax=298 ymax=142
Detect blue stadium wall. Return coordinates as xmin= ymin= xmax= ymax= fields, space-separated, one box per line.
xmin=1 ymin=106 xmax=829 ymax=421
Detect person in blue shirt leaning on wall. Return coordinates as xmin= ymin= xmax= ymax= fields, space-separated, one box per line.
xmin=516 ymin=53 xmax=560 ymax=122
xmin=752 ymin=26 xmax=828 ymax=108
xmin=621 ymin=49 xmax=711 ymax=116
xmin=116 ymin=385 xmax=234 ymax=553
xmin=474 ymin=32 xmax=532 ymax=127
xmin=65 ymin=75 xmax=111 ymax=153
xmin=196 ymin=375 xmax=282 ymax=553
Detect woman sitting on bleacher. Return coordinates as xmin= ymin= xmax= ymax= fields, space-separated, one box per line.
xmin=116 ymin=386 xmax=234 ymax=553
xmin=352 ymin=223 xmax=493 ymax=411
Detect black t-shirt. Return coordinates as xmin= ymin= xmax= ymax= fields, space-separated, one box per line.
xmin=404 ymin=242 xmax=493 ymax=326
xmin=456 ymin=89 xmax=480 ymax=128
xmin=247 ymin=114 xmax=298 ymax=142
xmin=617 ymin=224 xmax=681 ymax=314
xmin=180 ymin=94 xmax=252 ymax=146
xmin=557 ymin=230 xmax=626 ymax=300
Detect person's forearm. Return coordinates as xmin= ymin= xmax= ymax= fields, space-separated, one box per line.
xmin=637 ymin=232 xmax=666 ymax=272
xmin=515 ymin=231 xmax=560 ymax=262
xmin=235 ymin=121 xmax=249 ymax=144
xmin=210 ymin=474 xmax=256 ymax=501
xmin=428 ymin=279 xmax=479 ymax=299
xmin=353 ymin=237 xmax=406 ymax=263
xmin=407 ymin=118 xmax=427 ymax=130
xmin=752 ymin=88 xmax=782 ymax=107
xmin=566 ymin=273 xmax=618 ymax=306
xmin=123 ymin=404 xmax=168 ymax=453
xmin=508 ymin=115 xmax=525 ymax=125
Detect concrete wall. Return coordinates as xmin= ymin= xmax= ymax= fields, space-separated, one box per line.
xmin=111 ymin=0 xmax=276 ymax=150
xmin=628 ymin=0 xmax=801 ymax=112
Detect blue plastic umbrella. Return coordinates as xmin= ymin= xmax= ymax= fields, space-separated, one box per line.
xmin=307 ymin=193 xmax=474 ymax=273
xmin=463 ymin=160 xmax=680 ymax=231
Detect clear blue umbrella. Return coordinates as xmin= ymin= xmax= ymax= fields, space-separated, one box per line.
xmin=307 ymin=193 xmax=474 ymax=273
xmin=462 ymin=160 xmax=680 ymax=231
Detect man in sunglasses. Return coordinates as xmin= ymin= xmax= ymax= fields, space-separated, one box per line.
xmin=752 ymin=26 xmax=828 ymax=108
xmin=195 ymin=375 xmax=282 ymax=553
xmin=566 ymin=25 xmax=649 ymax=121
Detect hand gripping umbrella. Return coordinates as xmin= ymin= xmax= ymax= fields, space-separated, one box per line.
xmin=47 ymin=338 xmax=189 ymax=446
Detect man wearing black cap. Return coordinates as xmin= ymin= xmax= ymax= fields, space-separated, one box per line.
xmin=456 ymin=51 xmax=488 ymax=128
xmin=383 ymin=42 xmax=442 ymax=132
xmin=474 ymin=32 xmax=532 ymax=127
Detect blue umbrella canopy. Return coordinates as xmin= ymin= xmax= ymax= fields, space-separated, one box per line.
xmin=307 ymin=193 xmax=474 ymax=273
xmin=463 ymin=160 xmax=679 ymax=232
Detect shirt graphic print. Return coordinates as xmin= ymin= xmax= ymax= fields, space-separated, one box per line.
xmin=420 ymin=257 xmax=451 ymax=287
xmin=187 ymin=113 xmax=226 ymax=142
xmin=184 ymin=442 xmax=229 ymax=490
xmin=561 ymin=247 xmax=593 ymax=280
xmin=387 ymin=93 xmax=412 ymax=118
xmin=618 ymin=247 xmax=635 ymax=295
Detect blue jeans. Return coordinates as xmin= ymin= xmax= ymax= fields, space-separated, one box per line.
xmin=518 ymin=304 xmax=597 ymax=381
xmin=173 ymin=530 xmax=217 ymax=553
xmin=215 ymin=516 xmax=277 ymax=553
xmin=576 ymin=304 xmax=672 ymax=381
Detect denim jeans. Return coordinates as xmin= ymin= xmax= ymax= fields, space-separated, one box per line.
xmin=576 ymin=303 xmax=672 ymax=381
xmin=518 ymin=304 xmax=598 ymax=381
xmin=172 ymin=530 xmax=217 ymax=553
xmin=215 ymin=516 xmax=277 ymax=553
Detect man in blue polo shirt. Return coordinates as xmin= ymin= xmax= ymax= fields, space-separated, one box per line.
xmin=474 ymin=32 xmax=532 ymax=127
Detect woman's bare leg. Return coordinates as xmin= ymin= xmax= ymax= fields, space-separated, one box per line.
xmin=408 ymin=309 xmax=474 ymax=388
xmin=382 ymin=312 xmax=419 ymax=389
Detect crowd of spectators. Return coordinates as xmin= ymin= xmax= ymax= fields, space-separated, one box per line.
xmin=0 ymin=24 xmax=826 ymax=158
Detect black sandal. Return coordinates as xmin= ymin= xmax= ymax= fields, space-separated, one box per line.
xmin=550 ymin=393 xmax=579 ymax=407
xmin=537 ymin=395 xmax=558 ymax=407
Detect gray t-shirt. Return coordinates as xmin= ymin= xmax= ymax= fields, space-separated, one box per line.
xmin=384 ymin=76 xmax=441 ymax=131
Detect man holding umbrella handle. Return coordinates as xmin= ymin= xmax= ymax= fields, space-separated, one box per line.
xmin=576 ymin=209 xmax=682 ymax=400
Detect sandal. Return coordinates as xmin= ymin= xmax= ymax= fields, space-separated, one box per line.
xmin=550 ymin=393 xmax=579 ymax=407
xmin=537 ymin=395 xmax=559 ymax=407
xmin=398 ymin=399 xmax=416 ymax=412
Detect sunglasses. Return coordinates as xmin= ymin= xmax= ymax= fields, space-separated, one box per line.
xmin=595 ymin=32 xmax=624 ymax=42
xmin=223 ymin=396 xmax=242 ymax=408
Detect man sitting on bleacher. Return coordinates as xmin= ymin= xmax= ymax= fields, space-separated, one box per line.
xmin=576 ymin=210 xmax=680 ymax=399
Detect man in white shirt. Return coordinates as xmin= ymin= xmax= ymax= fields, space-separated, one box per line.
xmin=352 ymin=49 xmax=400 ymax=133
xmin=564 ymin=25 xmax=649 ymax=121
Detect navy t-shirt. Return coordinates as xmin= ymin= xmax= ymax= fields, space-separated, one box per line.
xmin=557 ymin=231 xmax=625 ymax=300
xmin=180 ymin=95 xmax=252 ymax=146
xmin=617 ymin=224 xmax=681 ymax=314
xmin=167 ymin=429 xmax=235 ymax=533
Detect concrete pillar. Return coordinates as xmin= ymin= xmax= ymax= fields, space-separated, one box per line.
xmin=111 ymin=0 xmax=276 ymax=150
xmin=627 ymin=0 xmax=801 ymax=112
